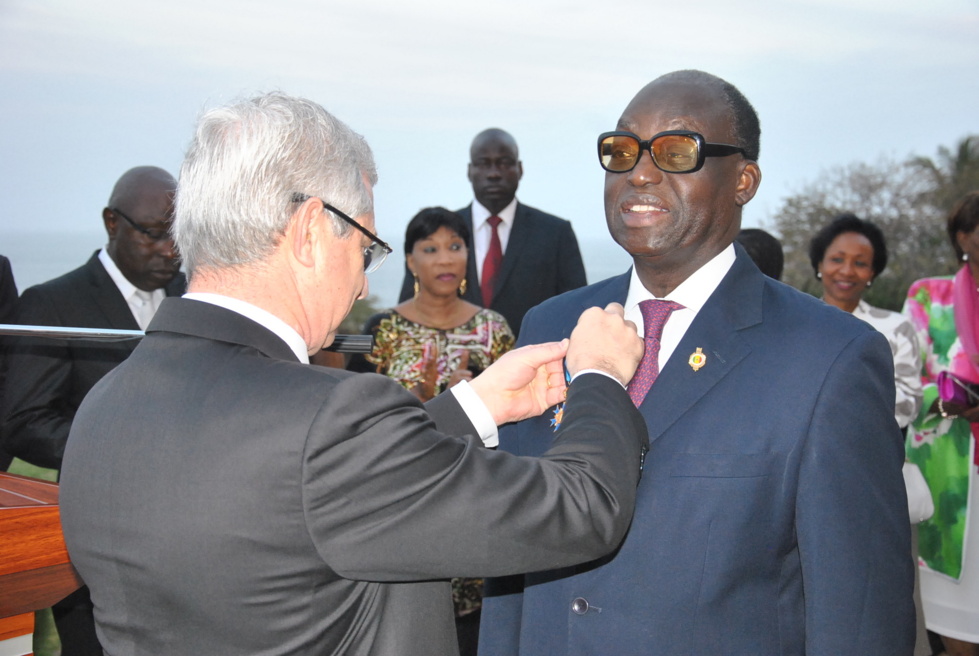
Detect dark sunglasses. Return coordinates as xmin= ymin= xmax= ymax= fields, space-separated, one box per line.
xmin=291 ymin=193 xmax=392 ymax=273
xmin=598 ymin=130 xmax=746 ymax=174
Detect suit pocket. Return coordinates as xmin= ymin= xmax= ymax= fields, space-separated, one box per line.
xmin=669 ymin=452 xmax=773 ymax=479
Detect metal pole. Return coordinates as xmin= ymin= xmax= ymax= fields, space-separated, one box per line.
xmin=0 ymin=324 xmax=372 ymax=354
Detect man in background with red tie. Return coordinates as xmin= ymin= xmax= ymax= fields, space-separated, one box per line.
xmin=479 ymin=70 xmax=915 ymax=655
xmin=399 ymin=128 xmax=586 ymax=336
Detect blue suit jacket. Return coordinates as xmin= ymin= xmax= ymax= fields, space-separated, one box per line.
xmin=480 ymin=248 xmax=915 ymax=655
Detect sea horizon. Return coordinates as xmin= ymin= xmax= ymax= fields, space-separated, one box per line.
xmin=1 ymin=227 xmax=633 ymax=312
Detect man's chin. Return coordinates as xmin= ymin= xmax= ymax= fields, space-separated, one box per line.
xmin=145 ymin=269 xmax=179 ymax=288
xmin=477 ymin=191 xmax=512 ymax=208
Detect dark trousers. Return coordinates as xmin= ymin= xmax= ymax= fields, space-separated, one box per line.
xmin=52 ymin=587 xmax=102 ymax=656
xmin=456 ymin=609 xmax=481 ymax=656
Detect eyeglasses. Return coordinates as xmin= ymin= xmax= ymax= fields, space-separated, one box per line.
xmin=110 ymin=207 xmax=172 ymax=242
xmin=291 ymin=193 xmax=392 ymax=273
xmin=597 ymin=130 xmax=746 ymax=174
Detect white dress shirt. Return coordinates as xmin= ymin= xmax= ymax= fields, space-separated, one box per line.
xmin=471 ymin=198 xmax=518 ymax=282
xmin=98 ymin=248 xmax=164 ymax=330
xmin=182 ymin=292 xmax=500 ymax=447
xmin=623 ymin=245 xmax=736 ymax=373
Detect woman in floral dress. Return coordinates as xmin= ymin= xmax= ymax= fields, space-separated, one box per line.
xmin=904 ymin=192 xmax=979 ymax=656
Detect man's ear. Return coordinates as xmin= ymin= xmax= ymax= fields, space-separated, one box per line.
xmin=734 ymin=161 xmax=762 ymax=207
xmin=102 ymin=207 xmax=119 ymax=240
xmin=289 ymin=198 xmax=322 ymax=268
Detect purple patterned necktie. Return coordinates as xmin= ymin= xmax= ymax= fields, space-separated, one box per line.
xmin=627 ymin=299 xmax=683 ymax=407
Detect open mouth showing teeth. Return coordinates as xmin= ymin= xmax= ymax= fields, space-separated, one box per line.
xmin=625 ymin=204 xmax=667 ymax=213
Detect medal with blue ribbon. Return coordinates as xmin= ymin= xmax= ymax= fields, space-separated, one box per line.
xmin=550 ymin=366 xmax=571 ymax=431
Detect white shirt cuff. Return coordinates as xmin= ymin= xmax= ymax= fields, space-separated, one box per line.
xmin=449 ymin=380 xmax=499 ymax=448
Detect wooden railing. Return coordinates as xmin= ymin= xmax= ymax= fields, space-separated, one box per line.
xmin=0 ymin=473 xmax=83 ymax=656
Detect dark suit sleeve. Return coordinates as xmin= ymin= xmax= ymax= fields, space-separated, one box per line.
xmin=0 ymin=256 xmax=18 ymax=470
xmin=1 ymin=286 xmax=76 ymax=468
xmin=555 ymin=220 xmax=586 ymax=294
xmin=424 ymin=387 xmax=478 ymax=435
xmin=0 ymin=256 xmax=16 ymax=323
xmin=798 ymin=330 xmax=915 ymax=654
xmin=301 ymin=371 xmax=647 ymax=581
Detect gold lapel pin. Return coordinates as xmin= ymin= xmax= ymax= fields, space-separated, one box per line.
xmin=688 ymin=347 xmax=707 ymax=372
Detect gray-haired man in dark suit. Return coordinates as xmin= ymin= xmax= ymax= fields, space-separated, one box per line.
xmin=59 ymin=92 xmax=650 ymax=656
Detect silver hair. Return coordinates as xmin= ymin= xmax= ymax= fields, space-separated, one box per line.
xmin=174 ymin=92 xmax=378 ymax=274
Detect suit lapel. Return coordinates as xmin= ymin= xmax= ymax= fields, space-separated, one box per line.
xmin=552 ymin=272 xmax=630 ymax=341
xmin=458 ymin=205 xmax=482 ymax=305
xmin=640 ymin=251 xmax=764 ymax=443
xmin=492 ymin=202 xmax=531 ymax=297
xmin=83 ymin=254 xmax=141 ymax=332
xmin=578 ymin=271 xmax=630 ymax=315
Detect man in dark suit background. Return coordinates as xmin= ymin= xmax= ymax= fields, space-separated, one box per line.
xmin=0 ymin=165 xmax=184 ymax=655
xmin=399 ymin=128 xmax=586 ymax=335
xmin=59 ymin=92 xmax=650 ymax=655
xmin=479 ymin=70 xmax=915 ymax=655
xmin=0 ymin=254 xmax=18 ymax=470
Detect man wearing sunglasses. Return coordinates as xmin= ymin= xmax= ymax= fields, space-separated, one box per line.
xmin=1 ymin=165 xmax=184 ymax=655
xmin=481 ymin=70 xmax=914 ymax=655
xmin=58 ymin=92 xmax=652 ymax=655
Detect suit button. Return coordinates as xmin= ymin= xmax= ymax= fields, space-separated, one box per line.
xmin=571 ymin=597 xmax=589 ymax=615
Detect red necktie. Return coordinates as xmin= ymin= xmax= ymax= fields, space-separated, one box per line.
xmin=627 ymin=299 xmax=683 ymax=407
xmin=481 ymin=216 xmax=503 ymax=307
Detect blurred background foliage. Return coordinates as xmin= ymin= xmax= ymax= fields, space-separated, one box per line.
xmin=768 ymin=135 xmax=979 ymax=310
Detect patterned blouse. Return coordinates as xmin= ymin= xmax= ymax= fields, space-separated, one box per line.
xmin=351 ymin=308 xmax=514 ymax=397
xmin=348 ymin=307 xmax=514 ymax=617
xmin=904 ymin=276 xmax=974 ymax=579
xmin=852 ymin=299 xmax=922 ymax=428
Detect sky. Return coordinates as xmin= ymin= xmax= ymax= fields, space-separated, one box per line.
xmin=1 ymin=0 xmax=977 ymax=306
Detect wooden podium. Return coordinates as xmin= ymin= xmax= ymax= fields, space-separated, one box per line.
xmin=0 ymin=472 xmax=83 ymax=656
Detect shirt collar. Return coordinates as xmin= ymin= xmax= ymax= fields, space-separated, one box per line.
xmin=182 ymin=292 xmax=311 ymax=363
xmin=625 ymin=244 xmax=736 ymax=315
xmin=98 ymin=247 xmax=159 ymax=302
xmin=472 ymin=197 xmax=518 ymax=227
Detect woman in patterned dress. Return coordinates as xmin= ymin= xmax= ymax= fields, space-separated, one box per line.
xmin=904 ymin=192 xmax=979 ymax=656
xmin=349 ymin=207 xmax=513 ymax=400
xmin=348 ymin=206 xmax=514 ymax=655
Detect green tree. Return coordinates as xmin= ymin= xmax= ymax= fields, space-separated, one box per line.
xmin=768 ymin=156 xmax=956 ymax=311
xmin=909 ymin=135 xmax=979 ymax=216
